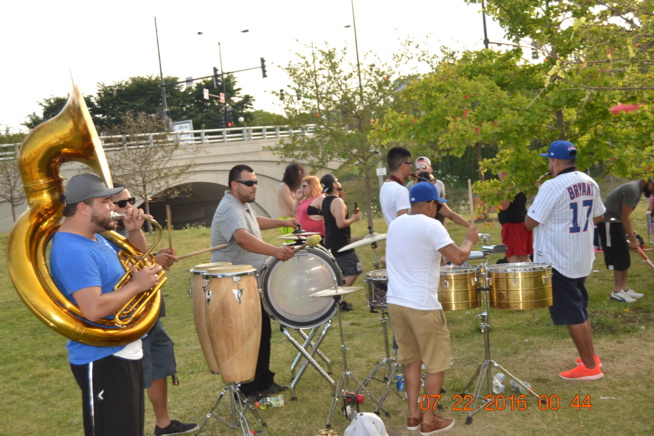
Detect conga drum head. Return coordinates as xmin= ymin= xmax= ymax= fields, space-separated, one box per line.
xmin=189 ymin=262 xmax=232 ymax=373
xmin=365 ymin=269 xmax=388 ymax=309
xmin=260 ymin=246 xmax=343 ymax=329
xmin=486 ymin=263 xmax=553 ymax=310
xmin=439 ymin=265 xmax=480 ymax=311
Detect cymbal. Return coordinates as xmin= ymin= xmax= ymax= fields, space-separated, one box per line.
xmin=310 ymin=286 xmax=362 ymax=298
xmin=337 ymin=233 xmax=387 ymax=252
xmin=277 ymin=231 xmax=320 ymax=239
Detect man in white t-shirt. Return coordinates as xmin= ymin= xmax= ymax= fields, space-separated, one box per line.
xmin=526 ymin=140 xmax=605 ymax=381
xmin=380 ymin=146 xmax=413 ymax=226
xmin=386 ymin=182 xmax=478 ymax=435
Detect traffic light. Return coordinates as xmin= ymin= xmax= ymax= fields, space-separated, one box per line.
xmin=218 ymin=116 xmax=225 ymax=129
xmin=279 ymin=89 xmax=285 ymax=100
xmin=213 ymin=67 xmax=221 ymax=88
xmin=260 ymin=57 xmax=267 ymax=78
xmin=227 ymin=108 xmax=235 ymax=127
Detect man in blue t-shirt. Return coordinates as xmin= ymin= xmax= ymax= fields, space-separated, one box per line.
xmin=50 ymin=174 xmax=163 ymax=436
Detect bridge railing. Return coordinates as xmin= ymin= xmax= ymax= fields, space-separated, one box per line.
xmin=0 ymin=124 xmax=317 ymax=158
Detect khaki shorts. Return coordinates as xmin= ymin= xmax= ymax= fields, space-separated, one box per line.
xmin=388 ymin=304 xmax=451 ymax=374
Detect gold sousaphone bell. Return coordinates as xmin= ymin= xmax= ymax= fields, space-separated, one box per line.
xmin=6 ymin=84 xmax=164 ymax=346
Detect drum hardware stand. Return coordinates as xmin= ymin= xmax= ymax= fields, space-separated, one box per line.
xmin=460 ymin=264 xmax=542 ymax=425
xmin=281 ymin=322 xmax=335 ymax=400
xmin=289 ymin=325 xmax=333 ymax=378
xmin=196 ymin=382 xmax=266 ymax=435
xmin=324 ymin=295 xmax=388 ymax=428
xmin=368 ymin=225 xmax=381 ymax=270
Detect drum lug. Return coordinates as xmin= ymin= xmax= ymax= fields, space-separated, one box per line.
xmin=233 ymin=276 xmax=244 ymax=304
xmin=205 ymin=290 xmax=212 ymax=304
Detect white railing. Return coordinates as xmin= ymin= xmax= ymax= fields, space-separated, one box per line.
xmin=0 ymin=124 xmax=317 ymax=159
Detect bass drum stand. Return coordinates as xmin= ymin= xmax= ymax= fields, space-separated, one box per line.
xmin=460 ymin=262 xmax=543 ymax=425
xmin=196 ymin=382 xmax=266 ymax=435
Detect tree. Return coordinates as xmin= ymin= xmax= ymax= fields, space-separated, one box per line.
xmin=184 ymin=76 xmax=254 ymax=129
xmin=104 ymin=112 xmax=196 ymax=232
xmin=274 ymin=44 xmax=403 ymax=229
xmin=23 ymin=95 xmax=97 ymax=130
xmin=0 ymin=158 xmax=25 ymax=222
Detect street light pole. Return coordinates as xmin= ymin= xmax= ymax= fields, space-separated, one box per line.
xmin=218 ymin=42 xmax=228 ymax=128
xmin=154 ymin=17 xmax=171 ymax=128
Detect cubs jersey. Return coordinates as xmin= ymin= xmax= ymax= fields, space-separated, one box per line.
xmin=528 ymin=170 xmax=605 ymax=278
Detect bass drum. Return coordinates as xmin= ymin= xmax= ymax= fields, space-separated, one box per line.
xmin=260 ymin=246 xmax=343 ymax=329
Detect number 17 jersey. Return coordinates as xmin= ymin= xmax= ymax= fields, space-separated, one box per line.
xmin=528 ymin=171 xmax=605 ymax=279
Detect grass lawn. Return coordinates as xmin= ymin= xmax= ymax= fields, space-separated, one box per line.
xmin=2 ymin=199 xmax=653 ymax=435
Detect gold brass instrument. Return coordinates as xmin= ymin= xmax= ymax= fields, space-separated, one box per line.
xmin=535 ymin=171 xmax=551 ymax=188
xmin=6 ymin=84 xmax=163 ymax=346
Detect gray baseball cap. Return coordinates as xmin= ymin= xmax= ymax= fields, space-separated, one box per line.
xmin=63 ymin=174 xmax=124 ymax=204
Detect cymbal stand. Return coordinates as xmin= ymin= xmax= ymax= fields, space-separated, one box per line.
xmin=196 ymin=382 xmax=266 ymax=435
xmin=368 ymin=225 xmax=380 ymax=270
xmin=460 ymin=263 xmax=542 ymax=425
xmin=361 ymin=308 xmax=403 ymax=412
xmin=325 ymin=296 xmax=387 ymax=428
xmin=281 ymin=322 xmax=335 ymax=400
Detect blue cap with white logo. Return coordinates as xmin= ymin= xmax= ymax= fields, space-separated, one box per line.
xmin=540 ymin=140 xmax=577 ymax=159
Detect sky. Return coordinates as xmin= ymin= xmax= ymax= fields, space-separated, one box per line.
xmin=0 ymin=0 xmax=508 ymax=133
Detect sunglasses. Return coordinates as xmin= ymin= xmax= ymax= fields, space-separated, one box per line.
xmin=114 ymin=197 xmax=136 ymax=208
xmin=403 ymin=161 xmax=413 ymax=166
xmin=417 ymin=165 xmax=428 ymax=170
xmin=235 ymin=180 xmax=258 ymax=187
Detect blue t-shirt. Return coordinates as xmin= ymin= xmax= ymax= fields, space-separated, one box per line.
xmin=50 ymin=232 xmax=127 ymax=364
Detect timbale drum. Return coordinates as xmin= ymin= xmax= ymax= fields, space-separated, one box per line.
xmin=486 ymin=263 xmax=553 ymax=310
xmin=439 ymin=265 xmax=481 ymax=311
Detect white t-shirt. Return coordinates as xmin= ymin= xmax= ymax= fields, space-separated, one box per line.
xmin=380 ymin=180 xmax=411 ymax=225
xmin=527 ymin=170 xmax=605 ymax=278
xmin=386 ymin=214 xmax=454 ymax=310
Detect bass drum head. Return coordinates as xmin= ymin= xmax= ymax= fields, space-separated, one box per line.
xmin=260 ymin=246 xmax=343 ymax=329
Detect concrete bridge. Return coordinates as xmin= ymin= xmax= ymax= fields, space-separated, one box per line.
xmin=0 ymin=125 xmax=340 ymax=233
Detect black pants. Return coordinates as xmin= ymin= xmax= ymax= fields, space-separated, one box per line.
xmin=239 ymin=304 xmax=275 ymax=395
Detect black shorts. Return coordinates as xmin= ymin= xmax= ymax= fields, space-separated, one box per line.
xmin=548 ymin=268 xmax=589 ymax=326
xmin=597 ymin=220 xmax=630 ymax=271
xmin=71 ymin=355 xmax=144 ymax=436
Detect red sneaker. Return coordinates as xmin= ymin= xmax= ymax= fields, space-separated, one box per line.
xmin=574 ymin=355 xmax=602 ymax=368
xmin=560 ymin=363 xmax=604 ymax=381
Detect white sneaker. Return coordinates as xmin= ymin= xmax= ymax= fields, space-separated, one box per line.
xmin=624 ymin=289 xmax=644 ymax=299
xmin=610 ymin=290 xmax=637 ymax=303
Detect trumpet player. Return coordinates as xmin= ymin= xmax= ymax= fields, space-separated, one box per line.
xmin=50 ymin=174 xmax=163 ymax=436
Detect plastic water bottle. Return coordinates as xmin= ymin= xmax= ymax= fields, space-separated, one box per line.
xmin=256 ymin=395 xmax=284 ymax=409
xmin=492 ymin=373 xmax=505 ymax=394
xmin=510 ymin=379 xmax=532 ymax=395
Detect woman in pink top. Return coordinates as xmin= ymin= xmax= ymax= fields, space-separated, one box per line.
xmin=293 ymin=176 xmax=325 ymax=236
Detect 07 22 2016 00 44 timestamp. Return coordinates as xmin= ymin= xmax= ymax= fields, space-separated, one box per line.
xmin=419 ymin=394 xmax=593 ymax=412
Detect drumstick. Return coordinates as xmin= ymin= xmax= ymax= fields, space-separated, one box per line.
xmin=468 ymin=179 xmax=475 ymax=224
xmin=293 ymin=234 xmax=322 ymax=251
xmin=177 ymin=244 xmax=227 ymax=260
xmin=636 ymin=246 xmax=654 ymax=270
xmin=166 ymin=205 xmax=173 ymax=251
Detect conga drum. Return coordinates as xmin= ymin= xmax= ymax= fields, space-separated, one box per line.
xmin=439 ymin=265 xmax=480 ymax=311
xmin=487 ymin=263 xmax=553 ymax=310
xmin=190 ymin=262 xmax=231 ymax=373
xmin=203 ymin=265 xmax=261 ymax=383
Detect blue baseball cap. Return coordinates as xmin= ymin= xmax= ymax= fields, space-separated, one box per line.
xmin=540 ymin=140 xmax=577 ymax=159
xmin=409 ymin=181 xmax=447 ymax=204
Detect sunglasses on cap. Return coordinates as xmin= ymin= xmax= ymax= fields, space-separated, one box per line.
xmin=235 ymin=180 xmax=258 ymax=187
xmin=417 ymin=165 xmax=428 ymax=170
xmin=114 ymin=197 xmax=136 ymax=208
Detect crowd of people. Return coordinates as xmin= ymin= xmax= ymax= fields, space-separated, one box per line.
xmin=50 ymin=137 xmax=650 ymax=435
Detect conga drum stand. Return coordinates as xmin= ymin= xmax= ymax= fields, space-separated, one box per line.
xmin=460 ymin=265 xmax=542 ymax=425
xmin=311 ymin=287 xmax=388 ymax=428
xmin=196 ymin=382 xmax=266 ymax=435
